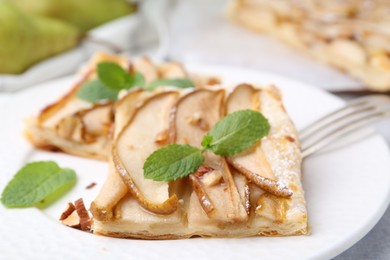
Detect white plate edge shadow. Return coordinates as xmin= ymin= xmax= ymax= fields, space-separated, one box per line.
xmin=0 ymin=64 xmax=390 ymax=260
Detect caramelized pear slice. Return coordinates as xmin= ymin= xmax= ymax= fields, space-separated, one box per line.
xmin=90 ymin=161 xmax=128 ymax=221
xmin=226 ymin=84 xmax=292 ymax=198
xmin=227 ymin=158 xmax=292 ymax=198
xmin=133 ymin=56 xmax=158 ymax=84
xmin=171 ymin=89 xmax=247 ymax=222
xmin=55 ymin=115 xmax=83 ymax=142
xmin=170 ymin=89 xmax=225 ymax=145
xmin=226 ymin=83 xmax=261 ymax=112
xmin=90 ymin=90 xmax=155 ymax=220
xmin=232 ymin=170 xmax=251 ymax=215
xmin=114 ymin=89 xmax=155 ymax=136
xmin=79 ymin=103 xmax=113 ymax=138
xmin=196 ymin=152 xmax=248 ymax=222
xmin=54 ymin=102 xmax=114 ymax=144
xmin=112 ymin=152 xmax=179 ymax=215
xmin=38 ymin=80 xmax=92 ymax=128
xmin=231 ymin=144 xmax=275 ymax=180
xmin=189 ymin=166 xmax=215 ymax=215
xmin=112 ymin=92 xmax=180 ymax=215
xmin=158 ymin=62 xmax=188 ymax=79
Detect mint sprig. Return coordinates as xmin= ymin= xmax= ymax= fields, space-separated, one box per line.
xmin=77 ymin=62 xmax=146 ymax=102
xmin=98 ymin=62 xmax=134 ymax=90
xmin=77 ymin=62 xmax=194 ymax=102
xmin=144 ymin=145 xmax=204 ymax=181
xmin=143 ymin=110 xmax=270 ymax=182
xmin=76 ymin=79 xmax=119 ymax=102
xmin=202 ymin=110 xmax=270 ymax=156
xmin=1 ymin=161 xmax=77 ymax=208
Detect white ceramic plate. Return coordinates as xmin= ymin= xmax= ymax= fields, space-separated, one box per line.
xmin=1 ymin=65 xmax=390 ymax=260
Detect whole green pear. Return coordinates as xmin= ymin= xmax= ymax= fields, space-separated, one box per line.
xmin=0 ymin=1 xmax=80 ymax=74
xmin=11 ymin=0 xmax=136 ymax=32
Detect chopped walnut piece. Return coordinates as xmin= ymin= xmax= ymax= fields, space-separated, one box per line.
xmin=285 ymin=136 xmax=295 ymax=143
xmin=61 ymin=211 xmax=81 ymax=229
xmin=86 ymin=182 xmax=97 ymax=189
xmin=155 ymin=129 xmax=169 ymax=145
xmin=74 ymin=198 xmax=91 ymax=231
xmin=195 ymin=165 xmax=214 ymax=177
xmin=187 ymin=113 xmax=210 ymax=131
xmin=60 ymin=199 xmax=92 ymax=231
xmin=60 ymin=202 xmax=76 ymax=220
xmin=196 ymin=165 xmax=224 ymax=187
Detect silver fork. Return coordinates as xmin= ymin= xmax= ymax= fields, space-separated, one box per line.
xmin=300 ymin=95 xmax=390 ymax=158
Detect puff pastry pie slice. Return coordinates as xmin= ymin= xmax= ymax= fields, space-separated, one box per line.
xmin=24 ymin=52 xmax=205 ymax=160
xmin=228 ymin=0 xmax=390 ymax=91
xmin=91 ymin=83 xmax=308 ymax=239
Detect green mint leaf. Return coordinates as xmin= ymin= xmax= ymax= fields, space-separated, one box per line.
xmin=1 ymin=161 xmax=77 ymax=208
xmin=201 ymin=135 xmax=213 ymax=150
xmin=77 ymin=79 xmax=119 ymax=102
xmin=98 ymin=62 xmax=132 ymax=90
xmin=145 ymin=78 xmax=194 ymax=90
xmin=144 ymin=144 xmax=204 ymax=181
xmin=132 ymin=72 xmax=146 ymax=88
xmin=202 ymin=110 xmax=270 ymax=156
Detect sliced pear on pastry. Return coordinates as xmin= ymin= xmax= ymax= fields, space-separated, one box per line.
xmin=226 ymin=83 xmax=261 ymax=113
xmin=91 ymin=161 xmax=127 ymax=221
xmin=92 ymin=84 xmax=308 ymax=238
xmin=226 ymin=84 xmax=292 ymax=198
xmin=80 ymin=103 xmax=113 ymax=139
xmin=114 ymin=89 xmax=157 ymax=135
xmin=24 ymin=52 xmax=133 ymax=159
xmin=55 ymin=102 xmax=114 ymax=143
xmin=232 ymin=170 xmax=251 ymax=215
xmin=39 ymin=51 xmax=130 ymax=127
xmin=133 ymin=56 xmax=158 ymax=84
xmin=226 ymin=84 xmax=274 ymax=181
xmin=25 ymin=92 xmax=112 ymax=159
xmin=38 ymin=82 xmax=92 ymax=128
xmin=112 ymin=92 xmax=180 ymax=215
xmin=90 ymin=90 xmax=154 ymax=220
xmin=171 ymin=89 xmax=248 ymax=224
xmin=170 ymin=89 xmax=225 ymax=145
xmin=158 ymin=62 xmax=188 ymax=79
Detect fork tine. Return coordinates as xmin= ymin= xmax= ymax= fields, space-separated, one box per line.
xmin=300 ymin=105 xmax=376 ymax=141
xmin=300 ymin=95 xmax=390 ymax=139
xmin=302 ymin=109 xmax=390 ymax=158
xmin=300 ymin=101 xmax=388 ymax=145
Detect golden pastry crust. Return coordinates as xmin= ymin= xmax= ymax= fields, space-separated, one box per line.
xmin=228 ymin=0 xmax=390 ymax=91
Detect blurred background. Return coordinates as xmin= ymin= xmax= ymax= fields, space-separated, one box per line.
xmin=0 ymin=0 xmax=389 ymax=259
xmin=2 ymin=0 xmax=390 ymax=94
